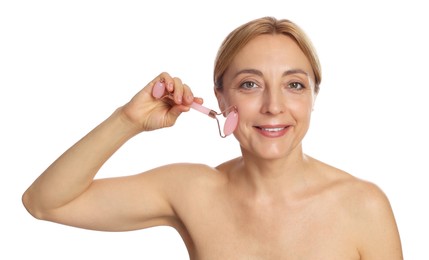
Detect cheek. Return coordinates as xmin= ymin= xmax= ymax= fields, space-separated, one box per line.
xmin=291 ymin=104 xmax=314 ymax=129
xmin=292 ymin=101 xmax=312 ymax=115
xmin=288 ymin=95 xmax=314 ymax=114
xmin=234 ymin=99 xmax=259 ymax=119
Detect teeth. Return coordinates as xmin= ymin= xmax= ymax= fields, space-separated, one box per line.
xmin=261 ymin=127 xmax=284 ymax=132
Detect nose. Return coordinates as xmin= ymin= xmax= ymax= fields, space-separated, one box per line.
xmin=261 ymin=88 xmax=285 ymax=115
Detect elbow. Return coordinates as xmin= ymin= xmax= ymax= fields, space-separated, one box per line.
xmin=22 ymin=190 xmax=45 ymax=220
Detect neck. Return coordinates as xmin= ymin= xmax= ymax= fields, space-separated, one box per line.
xmin=232 ymin=145 xmax=311 ymax=198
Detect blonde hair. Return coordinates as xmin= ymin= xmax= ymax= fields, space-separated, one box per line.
xmin=214 ymin=16 xmax=321 ymax=93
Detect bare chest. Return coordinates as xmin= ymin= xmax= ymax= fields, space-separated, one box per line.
xmin=177 ymin=195 xmax=360 ymax=260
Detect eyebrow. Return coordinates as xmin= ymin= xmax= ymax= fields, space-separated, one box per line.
xmin=233 ymin=68 xmax=309 ymax=79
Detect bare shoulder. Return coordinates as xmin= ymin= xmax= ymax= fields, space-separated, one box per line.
xmin=313 ymin=156 xmax=391 ymax=215
xmin=309 ymin=156 xmax=403 ymax=259
xmin=151 ymin=162 xmax=224 ymax=183
xmin=147 ymin=162 xmax=227 ymax=196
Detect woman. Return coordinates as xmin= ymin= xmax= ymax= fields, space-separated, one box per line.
xmin=22 ymin=16 xmax=403 ymax=259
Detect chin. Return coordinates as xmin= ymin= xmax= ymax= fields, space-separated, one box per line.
xmin=243 ymin=143 xmax=301 ymax=160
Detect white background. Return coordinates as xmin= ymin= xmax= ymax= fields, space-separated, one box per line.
xmin=1 ymin=0 xmax=428 ymax=259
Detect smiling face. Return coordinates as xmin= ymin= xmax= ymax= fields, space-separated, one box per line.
xmin=216 ymin=34 xmax=317 ymax=160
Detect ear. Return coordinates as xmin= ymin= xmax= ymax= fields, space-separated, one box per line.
xmin=214 ymin=87 xmax=227 ymax=112
xmin=312 ymin=92 xmax=318 ymax=111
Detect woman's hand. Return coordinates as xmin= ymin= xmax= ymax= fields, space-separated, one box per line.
xmin=120 ymin=72 xmax=202 ymax=133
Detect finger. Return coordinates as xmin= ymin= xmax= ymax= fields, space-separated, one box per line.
xmin=193 ymin=97 xmax=204 ymax=105
xmin=150 ymin=72 xmax=175 ymax=99
xmin=159 ymin=72 xmax=175 ymax=93
xmin=171 ymin=77 xmax=184 ymax=104
xmin=182 ymin=83 xmax=195 ymax=105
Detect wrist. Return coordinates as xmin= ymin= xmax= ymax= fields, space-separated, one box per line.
xmin=111 ymin=107 xmax=144 ymax=138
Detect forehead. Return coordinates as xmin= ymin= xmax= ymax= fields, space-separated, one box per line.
xmin=227 ymin=34 xmax=313 ymax=77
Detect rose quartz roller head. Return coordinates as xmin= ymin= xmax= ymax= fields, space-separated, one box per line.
xmin=152 ymin=81 xmax=238 ymax=137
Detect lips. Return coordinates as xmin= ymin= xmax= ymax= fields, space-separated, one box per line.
xmin=254 ymin=125 xmax=291 ymax=137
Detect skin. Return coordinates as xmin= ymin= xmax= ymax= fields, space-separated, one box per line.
xmin=22 ymin=34 xmax=403 ymax=259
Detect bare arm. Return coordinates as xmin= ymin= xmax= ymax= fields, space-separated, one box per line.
xmin=22 ymin=72 xmax=199 ymax=231
xmin=357 ymin=183 xmax=403 ymax=259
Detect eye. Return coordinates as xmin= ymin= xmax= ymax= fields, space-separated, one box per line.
xmin=288 ymin=82 xmax=305 ymax=90
xmin=239 ymin=81 xmax=258 ymax=90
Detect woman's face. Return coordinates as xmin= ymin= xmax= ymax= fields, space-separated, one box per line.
xmin=217 ymin=34 xmax=317 ymax=159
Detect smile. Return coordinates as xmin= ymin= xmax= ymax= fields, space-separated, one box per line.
xmin=259 ymin=127 xmax=285 ymax=132
xmin=254 ymin=125 xmax=291 ymax=137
